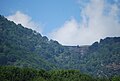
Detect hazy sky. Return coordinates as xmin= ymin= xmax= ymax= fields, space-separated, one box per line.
xmin=0 ymin=0 xmax=120 ymax=45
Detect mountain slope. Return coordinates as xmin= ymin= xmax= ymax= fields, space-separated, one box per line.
xmin=0 ymin=15 xmax=59 ymax=69
xmin=0 ymin=15 xmax=120 ymax=77
xmin=0 ymin=15 xmax=87 ymax=70
xmin=81 ymin=37 xmax=120 ymax=77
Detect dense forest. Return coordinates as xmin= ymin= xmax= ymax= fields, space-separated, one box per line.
xmin=0 ymin=15 xmax=120 ymax=80
xmin=80 ymin=37 xmax=120 ymax=77
xmin=0 ymin=66 xmax=120 ymax=81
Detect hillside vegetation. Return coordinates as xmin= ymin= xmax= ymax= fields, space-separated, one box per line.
xmin=0 ymin=15 xmax=120 ymax=78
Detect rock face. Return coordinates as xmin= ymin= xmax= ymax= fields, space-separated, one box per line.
xmin=64 ymin=45 xmax=89 ymax=56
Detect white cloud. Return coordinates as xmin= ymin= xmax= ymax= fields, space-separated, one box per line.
xmin=6 ymin=11 xmax=42 ymax=33
xmin=50 ymin=0 xmax=120 ymax=45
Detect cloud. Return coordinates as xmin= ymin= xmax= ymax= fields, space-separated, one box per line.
xmin=6 ymin=11 xmax=42 ymax=33
xmin=50 ymin=0 xmax=120 ymax=45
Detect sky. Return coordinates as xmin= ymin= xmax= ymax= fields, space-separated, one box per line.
xmin=0 ymin=0 xmax=120 ymax=45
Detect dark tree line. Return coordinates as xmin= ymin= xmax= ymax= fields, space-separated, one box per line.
xmin=0 ymin=66 xmax=120 ymax=81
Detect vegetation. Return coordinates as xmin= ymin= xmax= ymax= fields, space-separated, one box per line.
xmin=0 ymin=15 xmax=63 ymax=69
xmin=1 ymin=66 xmax=120 ymax=81
xmin=0 ymin=14 xmax=120 ymax=78
xmin=81 ymin=37 xmax=120 ymax=77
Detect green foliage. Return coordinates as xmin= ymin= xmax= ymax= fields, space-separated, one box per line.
xmin=0 ymin=15 xmax=120 ymax=78
xmin=0 ymin=66 xmax=37 ymax=81
xmin=112 ymin=76 xmax=120 ymax=81
xmin=1 ymin=66 xmax=118 ymax=81
xmin=81 ymin=37 xmax=120 ymax=77
xmin=0 ymin=15 xmax=60 ymax=70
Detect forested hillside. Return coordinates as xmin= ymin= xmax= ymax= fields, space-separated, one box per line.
xmin=0 ymin=15 xmax=87 ymax=70
xmin=0 ymin=15 xmax=71 ymax=70
xmin=80 ymin=37 xmax=120 ymax=77
xmin=0 ymin=15 xmax=120 ymax=78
